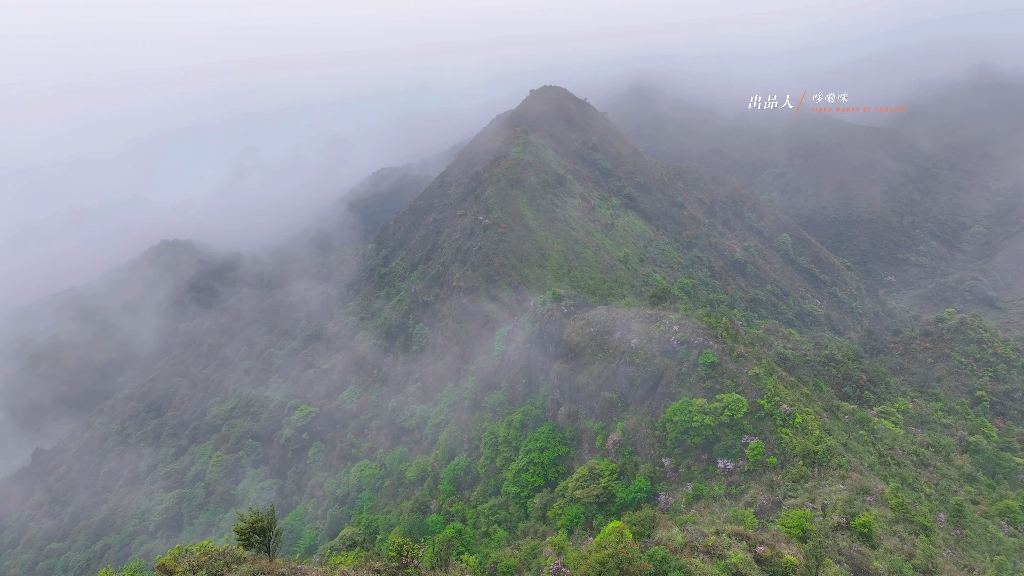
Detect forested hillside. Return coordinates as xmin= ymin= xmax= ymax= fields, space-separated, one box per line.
xmin=1 ymin=84 xmax=1022 ymax=576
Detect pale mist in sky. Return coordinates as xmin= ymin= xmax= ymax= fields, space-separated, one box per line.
xmin=1 ymin=0 xmax=1022 ymax=317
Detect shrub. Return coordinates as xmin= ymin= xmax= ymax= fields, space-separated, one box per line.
xmin=642 ymin=545 xmax=689 ymax=575
xmin=386 ymin=535 xmax=425 ymax=575
xmin=502 ymin=422 xmax=569 ymax=504
xmin=233 ymin=504 xmax=284 ymax=560
xmin=614 ymin=475 xmax=654 ymax=512
xmin=557 ymin=504 xmax=587 ymax=531
xmin=659 ymin=394 xmax=748 ymax=447
xmin=621 ymin=506 xmax=659 ymax=542
xmin=755 ymin=548 xmax=799 ymax=576
xmin=992 ymin=499 xmax=1024 ymax=528
xmin=776 ymin=233 xmax=794 ymax=257
xmin=290 ymin=405 xmax=319 ymax=427
xmin=730 ymin=508 xmax=758 ymax=530
xmin=776 ymin=509 xmax=815 ymax=542
xmin=850 ymin=512 xmax=878 ymax=546
xmin=947 ymin=496 xmax=970 ymax=526
xmin=910 ymin=535 xmax=939 ymax=574
xmin=98 ymin=557 xmax=149 ymax=576
xmin=322 ymin=526 xmax=369 ymax=555
xmin=745 ymin=440 xmax=766 ymax=468
xmin=427 ymin=522 xmax=473 ymax=571
xmin=574 ymin=521 xmax=650 ymax=576
xmin=553 ymin=458 xmax=620 ymax=517
xmin=154 ymin=542 xmax=245 ymax=576
xmin=698 ymin=350 xmax=719 ymax=378
xmin=326 ymin=549 xmax=369 ymax=568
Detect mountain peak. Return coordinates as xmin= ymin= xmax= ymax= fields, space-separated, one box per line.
xmin=516 ymin=85 xmax=590 ymax=115
xmin=504 ymin=85 xmax=615 ymax=145
xmin=364 ymin=85 xmax=873 ymax=340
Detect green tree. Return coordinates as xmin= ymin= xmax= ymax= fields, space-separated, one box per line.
xmin=614 ymin=475 xmax=653 ymax=512
xmin=321 ymin=526 xmax=369 ymax=556
xmin=776 ymin=233 xmax=793 ymax=257
xmin=557 ymin=459 xmax=618 ymax=508
xmin=233 ymin=504 xmax=284 ymax=560
xmin=716 ymin=392 xmax=749 ymax=421
xmin=501 ymin=422 xmax=569 ymax=504
xmin=757 ymin=549 xmax=800 ymax=576
xmin=557 ymin=503 xmax=587 ymax=531
xmin=439 ymin=456 xmax=470 ymax=501
xmin=479 ymin=406 xmax=541 ymax=472
xmin=642 ymin=546 xmax=685 ymax=575
xmin=698 ymin=349 xmax=719 ymax=377
xmin=947 ymin=496 xmax=970 ymax=527
xmin=426 ymin=523 xmax=474 ymax=571
xmin=746 ymin=439 xmax=766 ymax=469
xmin=290 ymin=405 xmax=319 ymax=427
xmin=621 ymin=506 xmax=659 ymax=542
xmin=574 ymin=521 xmax=650 ymax=576
xmin=386 ymin=535 xmax=425 ymax=575
xmin=660 ymin=397 xmax=718 ymax=445
xmin=659 ymin=393 xmax=748 ymax=446
xmin=992 ymin=499 xmax=1024 ymax=528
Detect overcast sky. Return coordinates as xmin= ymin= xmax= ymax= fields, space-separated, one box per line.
xmin=1 ymin=0 xmax=1022 ymax=315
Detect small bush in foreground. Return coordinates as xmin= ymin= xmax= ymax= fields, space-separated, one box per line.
xmin=154 ymin=541 xmax=246 ymax=576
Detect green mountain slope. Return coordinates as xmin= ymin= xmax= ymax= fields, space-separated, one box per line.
xmin=362 ymin=86 xmax=876 ymax=347
xmin=0 ymin=86 xmax=1022 ymax=576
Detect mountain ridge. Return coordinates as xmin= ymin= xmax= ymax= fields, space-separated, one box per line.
xmin=365 ymin=86 xmax=876 ymax=344
xmin=1 ymin=84 xmax=1022 ymax=576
